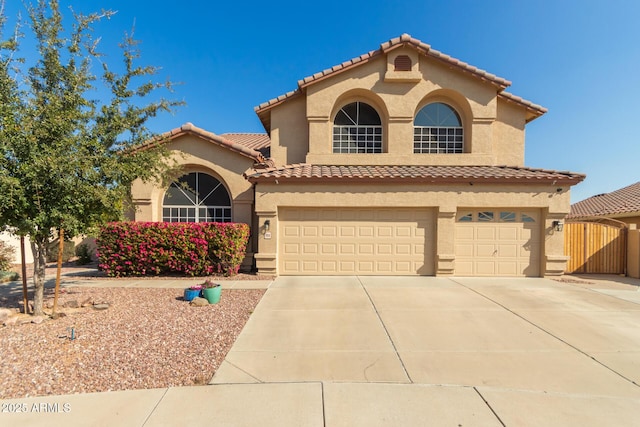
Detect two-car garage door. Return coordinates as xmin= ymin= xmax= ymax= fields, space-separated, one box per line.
xmin=279 ymin=208 xmax=434 ymax=275
xmin=277 ymin=207 xmax=541 ymax=277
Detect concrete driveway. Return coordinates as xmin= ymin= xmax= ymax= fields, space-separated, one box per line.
xmin=211 ymin=276 xmax=640 ymax=426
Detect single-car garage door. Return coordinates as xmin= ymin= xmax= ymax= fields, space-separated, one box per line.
xmin=455 ymin=210 xmax=541 ymax=277
xmin=279 ymin=208 xmax=434 ymax=275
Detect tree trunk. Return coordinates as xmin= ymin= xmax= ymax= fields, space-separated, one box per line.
xmin=31 ymin=240 xmax=47 ymax=316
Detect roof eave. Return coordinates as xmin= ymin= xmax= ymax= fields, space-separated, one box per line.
xmin=246 ymin=175 xmax=585 ymax=185
xmin=141 ymin=123 xmax=265 ymax=162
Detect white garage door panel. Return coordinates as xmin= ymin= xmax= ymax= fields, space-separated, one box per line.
xmin=455 ymin=210 xmax=541 ymax=277
xmin=279 ymin=208 xmax=434 ymax=275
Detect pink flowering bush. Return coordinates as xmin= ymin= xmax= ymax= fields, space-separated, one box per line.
xmin=96 ymin=222 xmax=250 ymax=277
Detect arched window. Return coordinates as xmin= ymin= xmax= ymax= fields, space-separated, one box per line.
xmin=333 ymin=102 xmax=382 ymax=153
xmin=414 ymin=102 xmax=463 ymax=153
xmin=162 ymin=172 xmax=232 ymax=222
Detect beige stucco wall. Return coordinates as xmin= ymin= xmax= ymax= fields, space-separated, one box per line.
xmin=494 ymin=99 xmax=526 ymax=166
xmin=609 ymin=214 xmax=640 ymax=227
xmin=269 ymin=47 xmax=528 ymax=167
xmin=253 ymin=181 xmax=571 ymax=276
xmin=0 ymin=231 xmax=33 ymax=264
xmin=269 ymin=96 xmax=308 ymax=165
xmin=130 ymin=134 xmax=258 ymax=265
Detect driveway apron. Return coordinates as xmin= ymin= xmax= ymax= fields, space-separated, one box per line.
xmin=210 ymin=275 xmax=640 ymax=426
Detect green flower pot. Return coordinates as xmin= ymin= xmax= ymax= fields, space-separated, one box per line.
xmin=202 ymin=286 xmax=222 ymax=304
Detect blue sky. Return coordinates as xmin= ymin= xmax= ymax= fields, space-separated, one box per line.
xmin=3 ymin=0 xmax=640 ymax=202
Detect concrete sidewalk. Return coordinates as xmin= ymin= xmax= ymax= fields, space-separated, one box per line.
xmin=2 ymin=275 xmax=640 ymax=426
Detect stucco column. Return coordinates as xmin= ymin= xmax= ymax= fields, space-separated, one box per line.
xmin=544 ymin=212 xmax=569 ymax=276
xmin=255 ymin=210 xmax=278 ymax=275
xmin=131 ymin=198 xmax=154 ymax=221
xmin=436 ymin=209 xmax=457 ymax=276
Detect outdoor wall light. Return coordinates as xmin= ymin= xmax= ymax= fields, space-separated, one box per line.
xmin=552 ymin=220 xmax=564 ymax=232
xmin=264 ymin=219 xmax=270 ymax=231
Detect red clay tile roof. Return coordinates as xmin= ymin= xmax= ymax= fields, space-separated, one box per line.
xmin=220 ymin=133 xmax=271 ymax=151
xmin=245 ymin=164 xmax=585 ymax=185
xmin=568 ymin=182 xmax=640 ymax=219
xmin=498 ymin=92 xmax=547 ymax=122
xmin=254 ymin=34 xmax=545 ymax=129
xmin=146 ymin=123 xmax=266 ymax=162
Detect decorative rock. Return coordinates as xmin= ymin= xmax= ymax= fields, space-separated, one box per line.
xmin=0 ymin=308 xmax=11 ymax=323
xmin=3 ymin=316 xmax=18 ymax=326
xmin=51 ymin=312 xmax=67 ymax=320
xmin=93 ymin=303 xmax=110 ymax=310
xmin=190 ymin=297 xmax=209 ymax=307
xmin=80 ymin=297 xmax=93 ymax=307
xmin=64 ymin=300 xmax=79 ymax=308
xmin=31 ymin=316 xmax=46 ymax=324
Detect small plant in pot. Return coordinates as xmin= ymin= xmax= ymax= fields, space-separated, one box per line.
xmin=184 ymin=284 xmax=203 ymax=302
xmin=201 ymin=279 xmax=222 ymax=304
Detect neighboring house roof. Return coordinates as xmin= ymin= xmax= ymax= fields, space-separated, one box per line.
xmin=146 ymin=123 xmax=266 ymax=162
xmin=568 ymin=181 xmax=640 ymax=220
xmin=255 ymin=33 xmax=546 ymax=129
xmin=245 ymin=164 xmax=585 ymax=185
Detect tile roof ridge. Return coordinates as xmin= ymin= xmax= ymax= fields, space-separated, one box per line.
xmin=150 ymin=122 xmax=265 ymax=162
xmin=255 ymin=33 xmax=513 ymax=115
xmin=220 ymin=132 xmax=269 ymax=136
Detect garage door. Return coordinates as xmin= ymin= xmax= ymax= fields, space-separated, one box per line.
xmin=279 ymin=208 xmax=434 ymax=275
xmin=455 ymin=210 xmax=541 ymax=276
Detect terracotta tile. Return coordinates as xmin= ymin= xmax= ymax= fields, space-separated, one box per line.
xmin=246 ymin=164 xmax=586 ymax=185
xmin=569 ymin=181 xmax=640 ymax=219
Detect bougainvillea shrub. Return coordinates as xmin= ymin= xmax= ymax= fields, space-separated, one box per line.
xmin=97 ymin=222 xmax=250 ymax=277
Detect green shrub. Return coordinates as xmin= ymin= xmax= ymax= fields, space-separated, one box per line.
xmin=96 ymin=221 xmax=250 ymax=277
xmin=0 ymin=271 xmax=19 ymax=282
xmin=75 ymin=243 xmax=93 ymax=265
xmin=46 ymin=240 xmax=76 ymax=263
xmin=0 ymin=240 xmax=16 ymax=271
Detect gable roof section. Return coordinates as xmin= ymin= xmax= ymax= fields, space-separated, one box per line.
xmin=568 ymin=181 xmax=640 ymax=219
xmin=255 ymin=34 xmax=545 ymax=129
xmin=220 ymin=133 xmax=271 ymax=151
xmin=498 ymin=92 xmax=548 ymax=123
xmin=245 ymin=164 xmax=585 ymax=185
xmin=221 ymin=132 xmax=271 ymax=158
xmin=144 ymin=123 xmax=266 ymax=162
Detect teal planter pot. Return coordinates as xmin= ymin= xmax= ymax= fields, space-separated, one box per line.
xmin=202 ymin=286 xmax=222 ymax=304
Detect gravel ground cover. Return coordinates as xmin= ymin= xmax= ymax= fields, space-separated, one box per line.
xmin=0 ymin=286 xmax=265 ymax=399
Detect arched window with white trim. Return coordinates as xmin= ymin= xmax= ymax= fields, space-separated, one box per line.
xmin=414 ymin=102 xmax=463 ymax=153
xmin=333 ymin=101 xmax=382 ymax=153
xmin=162 ymin=172 xmax=232 ymax=222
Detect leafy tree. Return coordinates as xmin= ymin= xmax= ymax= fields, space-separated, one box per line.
xmin=0 ymin=0 xmax=181 ymax=315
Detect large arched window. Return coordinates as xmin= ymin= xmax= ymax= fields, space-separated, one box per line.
xmin=162 ymin=172 xmax=232 ymax=222
xmin=414 ymin=102 xmax=463 ymax=153
xmin=333 ymin=102 xmax=382 ymax=153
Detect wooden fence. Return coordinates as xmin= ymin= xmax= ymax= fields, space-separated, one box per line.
xmin=564 ymin=222 xmax=627 ymax=274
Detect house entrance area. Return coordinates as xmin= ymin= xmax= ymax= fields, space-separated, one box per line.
xmin=454 ymin=209 xmax=542 ymax=277
xmin=278 ymin=208 xmax=434 ymax=275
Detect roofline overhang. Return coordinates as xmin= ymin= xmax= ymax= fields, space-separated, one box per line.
xmin=254 ymin=34 xmax=545 ymax=131
xmin=246 ymin=175 xmax=585 ymax=185
xmin=136 ymin=122 xmax=265 ymax=162
xmin=245 ymin=165 xmax=586 ymax=186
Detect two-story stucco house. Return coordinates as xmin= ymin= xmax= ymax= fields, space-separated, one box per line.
xmin=130 ymin=34 xmax=585 ymax=277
